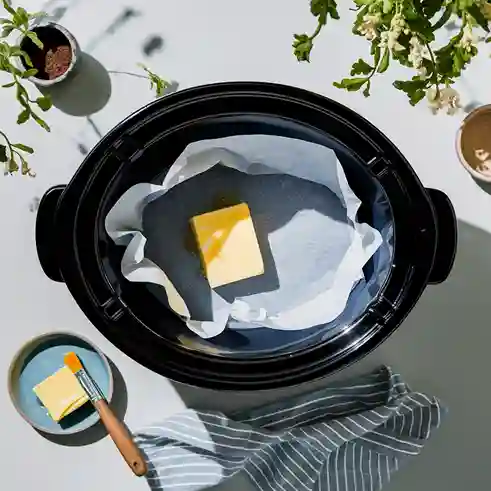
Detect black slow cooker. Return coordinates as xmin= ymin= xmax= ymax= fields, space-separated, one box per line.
xmin=35 ymin=82 xmax=457 ymax=390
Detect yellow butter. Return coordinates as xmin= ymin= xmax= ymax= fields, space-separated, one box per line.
xmin=191 ymin=203 xmax=264 ymax=288
xmin=33 ymin=366 xmax=89 ymax=422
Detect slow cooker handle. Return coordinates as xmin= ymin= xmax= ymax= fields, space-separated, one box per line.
xmin=427 ymin=188 xmax=457 ymax=285
xmin=36 ymin=185 xmax=66 ymax=283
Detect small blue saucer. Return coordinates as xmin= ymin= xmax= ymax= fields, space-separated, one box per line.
xmin=8 ymin=332 xmax=113 ymax=435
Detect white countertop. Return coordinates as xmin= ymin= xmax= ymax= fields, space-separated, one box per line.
xmin=1 ymin=0 xmax=491 ymax=489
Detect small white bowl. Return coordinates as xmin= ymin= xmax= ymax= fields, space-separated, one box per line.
xmin=17 ymin=22 xmax=80 ymax=87
xmin=456 ymin=104 xmax=491 ymax=183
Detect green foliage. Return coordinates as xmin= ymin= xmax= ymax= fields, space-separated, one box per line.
xmin=293 ymin=0 xmax=339 ymax=62
xmin=393 ymin=78 xmax=428 ymax=105
xmin=0 ymin=2 xmax=49 ymax=175
xmin=293 ymin=34 xmax=314 ymax=62
xmin=0 ymin=132 xmax=35 ymax=176
xmin=333 ymin=77 xmax=369 ymax=91
xmin=350 ymin=58 xmax=373 ymax=75
xmin=294 ymin=0 xmax=491 ymax=109
xmin=138 ymin=63 xmax=171 ymax=98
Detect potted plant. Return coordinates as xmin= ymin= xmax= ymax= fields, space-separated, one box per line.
xmin=293 ymin=0 xmax=491 ymax=113
xmin=0 ymin=1 xmax=170 ymax=176
xmin=18 ymin=21 xmax=80 ymax=87
xmin=0 ymin=1 xmax=53 ymax=175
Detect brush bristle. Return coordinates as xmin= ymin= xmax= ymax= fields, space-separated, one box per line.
xmin=64 ymin=352 xmax=83 ymax=373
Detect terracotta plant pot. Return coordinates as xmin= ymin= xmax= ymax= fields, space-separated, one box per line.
xmin=19 ymin=22 xmax=80 ymax=87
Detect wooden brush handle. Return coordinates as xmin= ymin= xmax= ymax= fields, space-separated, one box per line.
xmin=94 ymin=399 xmax=147 ymax=476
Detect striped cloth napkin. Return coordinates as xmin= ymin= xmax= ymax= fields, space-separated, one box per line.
xmin=135 ymin=366 xmax=445 ymax=491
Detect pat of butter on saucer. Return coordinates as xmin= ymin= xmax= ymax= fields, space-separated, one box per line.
xmin=191 ymin=203 xmax=264 ymax=288
xmin=33 ymin=366 xmax=89 ymax=422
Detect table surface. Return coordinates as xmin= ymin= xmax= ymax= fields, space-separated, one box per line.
xmin=1 ymin=0 xmax=490 ymax=489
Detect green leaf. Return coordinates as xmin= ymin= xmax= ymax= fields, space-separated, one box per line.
xmin=138 ymin=64 xmax=170 ymax=98
xmin=0 ymin=18 xmax=12 ymax=24
xmin=2 ymin=81 xmax=14 ymax=87
xmin=311 ymin=0 xmax=339 ymax=23
xmin=432 ymin=6 xmax=452 ymax=30
xmin=350 ymin=58 xmax=373 ymax=76
xmin=409 ymin=88 xmax=426 ymax=106
xmin=467 ymin=4 xmax=490 ymax=32
xmin=14 ymin=7 xmax=29 ymax=28
xmin=453 ymin=48 xmax=465 ymax=73
xmin=22 ymin=68 xmax=38 ymax=78
xmin=7 ymin=158 xmax=18 ymax=173
xmin=36 ymin=95 xmax=52 ymax=111
xmin=0 ymin=41 xmax=10 ymax=55
xmin=292 ymin=33 xmax=313 ymax=62
xmin=406 ymin=17 xmax=435 ymax=43
xmin=333 ymin=77 xmax=368 ymax=91
xmin=16 ymin=82 xmax=29 ymax=107
xmin=383 ymin=0 xmax=393 ymax=14
xmin=1 ymin=25 xmax=13 ymax=37
xmin=393 ymin=78 xmax=427 ymax=93
xmin=403 ymin=3 xmax=419 ymax=20
xmin=25 ymin=30 xmax=43 ymax=49
xmin=372 ymin=43 xmax=381 ymax=65
xmin=9 ymin=46 xmax=24 ymax=56
xmin=377 ymin=48 xmax=390 ymax=73
xmin=31 ymin=112 xmax=50 ymax=132
xmin=419 ymin=0 xmax=443 ymax=18
xmin=4 ymin=60 xmax=22 ymax=76
xmin=0 ymin=143 xmax=7 ymax=162
xmin=12 ymin=143 xmax=33 ymax=153
xmin=2 ymin=0 xmax=16 ymax=16
xmin=17 ymin=108 xmax=30 ymax=124
xmin=363 ymin=79 xmax=371 ymax=97
xmin=393 ymin=78 xmax=428 ymax=106
xmin=21 ymin=50 xmax=33 ymax=67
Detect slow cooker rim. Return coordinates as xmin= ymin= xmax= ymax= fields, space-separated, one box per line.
xmin=52 ymin=81 xmax=440 ymax=389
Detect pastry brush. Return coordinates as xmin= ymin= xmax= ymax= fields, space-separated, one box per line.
xmin=64 ymin=352 xmax=147 ymax=476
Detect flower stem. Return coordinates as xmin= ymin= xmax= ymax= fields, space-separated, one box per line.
xmin=425 ymin=42 xmax=440 ymax=97
xmin=0 ymin=129 xmax=14 ymax=158
xmin=107 ymin=70 xmax=148 ymax=80
xmin=310 ymin=21 xmax=323 ymax=41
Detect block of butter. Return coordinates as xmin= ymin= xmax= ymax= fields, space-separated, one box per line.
xmin=33 ymin=366 xmax=89 ymax=422
xmin=191 ymin=203 xmax=264 ymax=288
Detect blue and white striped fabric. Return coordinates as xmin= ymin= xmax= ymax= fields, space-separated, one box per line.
xmin=135 ymin=366 xmax=445 ymax=491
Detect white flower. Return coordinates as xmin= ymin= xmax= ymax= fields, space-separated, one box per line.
xmin=426 ymin=87 xmax=461 ymax=115
xmin=459 ymin=24 xmax=476 ymax=53
xmin=408 ymin=36 xmax=431 ymax=77
xmin=357 ymin=13 xmax=381 ymax=40
xmin=379 ymin=13 xmax=406 ymax=52
xmin=379 ymin=30 xmax=405 ymax=52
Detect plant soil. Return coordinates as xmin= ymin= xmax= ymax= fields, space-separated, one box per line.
xmin=22 ymin=27 xmax=72 ymax=80
xmin=44 ymin=46 xmax=72 ymax=79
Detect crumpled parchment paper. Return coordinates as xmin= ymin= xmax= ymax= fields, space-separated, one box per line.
xmin=105 ymin=135 xmax=382 ymax=338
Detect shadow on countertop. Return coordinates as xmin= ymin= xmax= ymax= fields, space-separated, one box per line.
xmin=38 ymin=52 xmax=112 ymax=117
xmin=170 ymin=220 xmax=491 ymax=491
xmin=36 ymin=358 xmax=128 ymax=446
xmin=472 ymin=176 xmax=491 ymax=195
